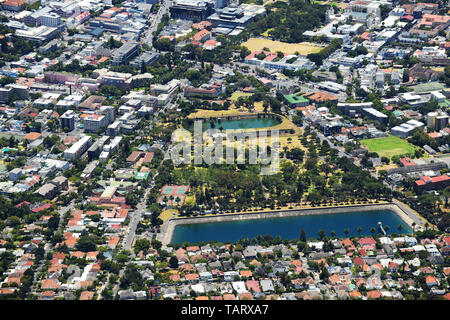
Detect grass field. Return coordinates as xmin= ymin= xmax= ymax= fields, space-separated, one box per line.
xmin=242 ymin=38 xmax=323 ymax=55
xmin=360 ymin=135 xmax=417 ymax=159
xmin=160 ymin=209 xmax=177 ymax=222
xmin=230 ymin=91 xmax=253 ymax=102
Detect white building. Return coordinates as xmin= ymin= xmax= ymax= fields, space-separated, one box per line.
xmin=391 ymin=120 xmax=424 ymax=138
xmin=63 ymin=135 xmax=92 ymax=160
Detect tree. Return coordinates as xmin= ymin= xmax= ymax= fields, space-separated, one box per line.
xmin=134 ymin=239 xmax=150 ymax=254
xmin=152 ymin=239 xmax=162 ymax=251
xmin=357 ymin=227 xmax=362 ymax=236
xmin=154 ymin=37 xmax=174 ymax=52
xmin=444 ymin=186 xmax=450 ymax=208
xmin=397 ymin=224 xmax=403 ymax=234
xmin=318 ymin=229 xmax=325 ymax=240
xmin=76 ymin=235 xmax=97 ymax=252
xmin=6 ymin=216 xmax=21 ymax=227
xmin=344 ymin=229 xmax=350 ymax=237
xmin=319 ymin=265 xmax=330 ymax=281
xmin=169 ymin=256 xmax=178 ymax=269
xmin=300 ymin=229 xmax=307 ymax=242
xmin=141 ymin=61 xmax=147 ymax=74
xmin=370 ymin=227 xmax=376 ymax=236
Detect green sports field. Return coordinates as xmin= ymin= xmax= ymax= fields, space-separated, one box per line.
xmin=359 ymin=135 xmax=417 ymax=159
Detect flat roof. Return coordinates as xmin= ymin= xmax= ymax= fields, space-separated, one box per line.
xmin=284 ymin=94 xmax=309 ymax=104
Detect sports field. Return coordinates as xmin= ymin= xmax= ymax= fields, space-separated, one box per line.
xmin=242 ymin=38 xmax=323 ymax=55
xmin=360 ymin=135 xmax=417 ymax=159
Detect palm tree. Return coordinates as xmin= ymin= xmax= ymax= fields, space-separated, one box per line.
xmin=411 ymin=222 xmax=416 ymax=232
xmin=384 ymin=225 xmax=390 ymax=233
xmin=397 ymin=224 xmax=403 ymax=234
xmin=425 ymin=222 xmax=429 ymax=231
xmin=318 ymin=229 xmax=325 ymax=240
xmin=344 ymin=229 xmax=350 ymax=237
xmin=370 ymin=227 xmax=376 ymax=236
xmin=444 ymin=186 xmax=450 ymax=208
xmin=357 ymin=227 xmax=362 ymax=236
xmin=330 ymin=231 xmax=336 ymax=238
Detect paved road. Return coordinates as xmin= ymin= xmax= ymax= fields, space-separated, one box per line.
xmin=392 ymin=198 xmax=426 ymax=231
xmin=29 ymin=200 xmax=75 ymax=296
xmin=144 ymin=0 xmax=171 ymax=47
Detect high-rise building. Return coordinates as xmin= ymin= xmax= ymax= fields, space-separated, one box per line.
xmin=39 ymin=13 xmax=61 ymax=27
xmin=427 ymin=111 xmax=449 ymax=132
xmin=60 ymin=110 xmax=76 ymax=132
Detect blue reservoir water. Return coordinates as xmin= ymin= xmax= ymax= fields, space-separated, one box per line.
xmin=204 ymin=118 xmax=281 ymax=131
xmin=171 ymin=210 xmax=412 ymax=245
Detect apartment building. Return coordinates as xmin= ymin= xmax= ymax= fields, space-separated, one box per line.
xmin=63 ymin=135 xmax=92 ymax=161
xmin=111 ymin=41 xmax=140 ymax=65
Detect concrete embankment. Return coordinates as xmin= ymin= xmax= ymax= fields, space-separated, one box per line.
xmin=159 ymin=202 xmax=419 ymax=245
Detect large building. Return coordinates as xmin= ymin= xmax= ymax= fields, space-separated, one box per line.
xmin=410 ymin=14 xmax=450 ymax=38
xmin=130 ymin=52 xmax=160 ymax=68
xmin=244 ymin=51 xmax=315 ymax=72
xmin=64 ymin=135 xmax=92 ymax=161
xmin=38 ymin=13 xmax=61 ymax=27
xmin=345 ymin=0 xmax=381 ymax=25
xmin=207 ymin=4 xmax=266 ymax=29
xmin=0 ymin=84 xmax=29 ymax=103
xmin=361 ymin=107 xmax=388 ymax=125
xmin=83 ymin=106 xmax=115 ymax=133
xmin=15 ymin=26 xmax=59 ymax=43
xmin=427 ymin=111 xmax=449 ymax=132
xmin=183 ymin=82 xmax=222 ymax=98
xmin=60 ymin=110 xmax=76 ymax=132
xmin=414 ymin=175 xmax=450 ymax=193
xmin=2 ymin=0 xmax=25 ymax=12
xmin=391 ymin=120 xmax=424 ymax=138
xmin=24 ymin=7 xmax=53 ymax=26
xmin=111 ymin=41 xmax=141 ymax=65
xmin=170 ymin=0 xmax=215 ymax=21
xmin=337 ymin=102 xmax=388 ymax=124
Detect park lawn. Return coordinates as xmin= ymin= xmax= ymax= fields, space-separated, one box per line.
xmin=241 ymin=38 xmax=323 ymax=55
xmin=360 ymin=135 xmax=418 ymax=159
xmin=375 ymin=164 xmax=398 ymax=172
xmin=160 ymin=209 xmax=177 ymax=222
xmin=188 ymin=109 xmax=253 ymax=119
xmin=279 ymin=135 xmax=307 ymax=151
xmin=261 ymin=28 xmax=275 ymax=37
xmin=230 ymin=91 xmax=253 ymax=102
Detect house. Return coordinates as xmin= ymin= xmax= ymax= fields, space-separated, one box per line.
xmin=388 ymin=262 xmax=399 ymax=273
xmin=260 ymin=279 xmax=274 ymax=293
xmin=41 ymin=279 xmax=60 ymax=290
xmin=245 ymin=280 xmax=261 ymax=293
xmin=80 ymin=291 xmax=95 ymax=300
xmin=366 ymin=290 xmax=382 ymax=299
xmin=184 ymin=273 xmax=199 ymax=283
xmin=161 ymin=287 xmax=177 ymax=299
xmin=191 ymin=283 xmax=205 ymax=294
xmin=224 ymin=271 xmax=239 ymax=282
xmin=425 ymin=276 xmax=439 ymax=286
xmin=199 ymin=271 xmax=213 ymax=281
xmin=232 ymin=281 xmax=247 ymax=294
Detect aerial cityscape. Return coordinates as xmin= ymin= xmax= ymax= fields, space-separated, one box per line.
xmin=0 ymin=0 xmax=449 ymax=303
